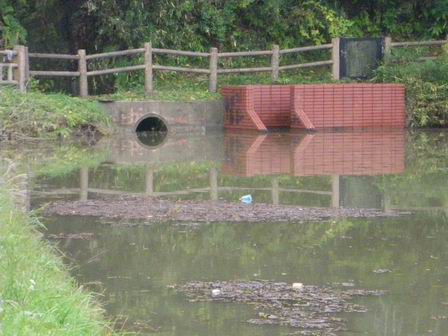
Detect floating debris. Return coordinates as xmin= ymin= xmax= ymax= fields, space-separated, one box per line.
xmin=239 ymin=194 xmax=253 ymax=204
xmin=47 ymin=232 xmax=94 ymax=240
xmin=45 ymin=196 xmax=408 ymax=224
xmin=211 ymin=289 xmax=221 ymax=297
xmin=372 ymin=268 xmax=392 ymax=274
xmin=176 ymin=281 xmax=385 ymax=335
xmin=292 ymin=282 xmax=304 ymax=290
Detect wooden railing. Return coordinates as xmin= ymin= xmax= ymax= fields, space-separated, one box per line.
xmin=0 ymin=48 xmax=26 ymax=91
xmin=26 ymin=41 xmax=335 ymax=96
xmin=1 ymin=37 xmax=447 ymax=96
xmin=385 ymin=37 xmax=447 ymax=61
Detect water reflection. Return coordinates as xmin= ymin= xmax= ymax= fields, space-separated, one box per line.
xmin=223 ymin=130 xmax=405 ymax=177
xmin=136 ymin=131 xmax=168 ymax=148
xmin=33 ymin=129 xmax=407 ymax=210
xmin=43 ymin=213 xmax=448 ymax=336
xmin=11 ymin=128 xmax=448 ymax=336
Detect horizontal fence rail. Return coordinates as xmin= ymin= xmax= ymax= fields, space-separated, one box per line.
xmin=29 ymin=53 xmax=80 ymax=60
xmin=1 ymin=36 xmax=446 ymax=96
xmin=279 ymin=43 xmax=333 ymax=54
xmin=391 ymin=40 xmax=447 ymax=47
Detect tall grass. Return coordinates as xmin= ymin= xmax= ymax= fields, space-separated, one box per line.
xmin=0 ymin=164 xmax=119 ymax=335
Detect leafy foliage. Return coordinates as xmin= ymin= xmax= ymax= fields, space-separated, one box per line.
xmin=2 ymin=0 xmax=446 ymax=54
xmin=375 ymin=46 xmax=448 ymax=127
xmin=0 ymin=2 xmax=27 ymax=47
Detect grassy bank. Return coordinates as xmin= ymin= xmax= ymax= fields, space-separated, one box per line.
xmin=0 ymin=174 xmax=118 ymax=335
xmin=375 ymin=46 xmax=448 ymax=128
xmin=0 ymin=87 xmax=111 ymax=139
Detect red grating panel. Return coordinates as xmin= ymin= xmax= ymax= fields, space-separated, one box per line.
xmin=222 ymin=130 xmax=405 ymax=177
xmin=290 ymin=84 xmax=406 ymax=129
xmin=222 ymin=84 xmax=406 ymax=131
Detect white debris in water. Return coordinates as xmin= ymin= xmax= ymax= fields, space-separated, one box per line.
xmin=292 ymin=282 xmax=304 ymax=290
xmin=211 ymin=289 xmax=221 ymax=297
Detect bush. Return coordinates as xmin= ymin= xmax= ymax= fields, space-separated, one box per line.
xmin=375 ymin=46 xmax=448 ymax=128
xmin=0 ymin=88 xmax=111 ymax=139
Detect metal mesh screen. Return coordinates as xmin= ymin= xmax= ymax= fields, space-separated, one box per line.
xmin=340 ymin=38 xmax=384 ymax=79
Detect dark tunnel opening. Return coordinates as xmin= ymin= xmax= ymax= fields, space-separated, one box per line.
xmin=135 ymin=116 xmax=168 ymax=147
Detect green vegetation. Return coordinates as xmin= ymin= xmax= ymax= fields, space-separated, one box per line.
xmin=3 ymin=1 xmax=446 ymax=94
xmin=1 ymin=1 xmax=448 ymax=128
xmin=2 ymin=1 xmax=447 ymax=126
xmin=0 ymin=87 xmax=111 ymax=139
xmin=0 ymin=174 xmax=118 ymax=335
xmin=93 ymin=68 xmax=333 ymax=102
xmin=2 ymin=1 xmax=446 ymax=52
xmin=375 ymin=46 xmax=448 ymax=127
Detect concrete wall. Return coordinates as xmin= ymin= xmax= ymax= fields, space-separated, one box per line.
xmin=101 ymin=100 xmax=225 ymax=133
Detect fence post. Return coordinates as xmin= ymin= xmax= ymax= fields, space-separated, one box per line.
xmin=24 ymin=46 xmax=29 ymax=81
xmin=209 ymin=47 xmax=218 ymax=93
xmin=78 ymin=49 xmax=88 ymax=97
xmin=271 ymin=44 xmax=280 ymax=81
xmin=80 ymin=166 xmax=89 ymax=201
xmin=144 ymin=42 xmax=153 ymax=95
xmin=384 ymin=36 xmax=392 ymax=56
xmin=13 ymin=45 xmax=28 ymax=92
xmin=209 ymin=167 xmax=218 ymax=201
xmin=331 ymin=37 xmax=340 ymax=80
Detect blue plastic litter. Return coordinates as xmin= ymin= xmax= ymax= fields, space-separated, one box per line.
xmin=240 ymin=194 xmax=253 ymax=204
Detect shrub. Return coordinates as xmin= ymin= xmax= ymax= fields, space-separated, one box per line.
xmin=375 ymin=46 xmax=448 ymax=128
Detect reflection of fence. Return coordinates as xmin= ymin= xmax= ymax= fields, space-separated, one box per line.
xmin=34 ymin=166 xmax=337 ymax=207
xmin=33 ymin=130 xmax=405 ymax=209
xmin=2 ymin=37 xmax=446 ymax=95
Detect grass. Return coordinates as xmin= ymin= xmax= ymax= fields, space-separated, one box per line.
xmin=0 ymin=87 xmax=111 ymax=139
xmin=0 ymin=168 xmax=121 ymax=335
xmin=90 ymin=68 xmax=334 ymax=102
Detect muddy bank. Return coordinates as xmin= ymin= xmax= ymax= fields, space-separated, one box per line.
xmin=177 ymin=281 xmax=385 ymax=335
xmin=45 ymin=196 xmax=406 ymax=223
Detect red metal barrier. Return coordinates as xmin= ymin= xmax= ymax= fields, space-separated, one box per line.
xmin=222 ymin=130 xmax=405 ymax=177
xmin=222 ymin=84 xmax=406 ymax=130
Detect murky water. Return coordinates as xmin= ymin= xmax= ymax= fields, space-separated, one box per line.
xmin=7 ymin=129 xmax=448 ymax=335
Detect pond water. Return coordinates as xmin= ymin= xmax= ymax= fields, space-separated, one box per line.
xmin=7 ymin=128 xmax=448 ymax=335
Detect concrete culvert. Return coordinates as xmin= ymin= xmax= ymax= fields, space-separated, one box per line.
xmin=135 ymin=115 xmax=168 ymax=147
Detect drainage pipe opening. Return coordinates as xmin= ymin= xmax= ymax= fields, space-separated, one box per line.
xmin=135 ymin=115 xmax=168 ymax=147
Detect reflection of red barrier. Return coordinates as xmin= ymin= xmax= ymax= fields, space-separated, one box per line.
xmin=223 ymin=130 xmax=405 ymax=177
xmin=222 ymin=84 xmax=406 ymax=131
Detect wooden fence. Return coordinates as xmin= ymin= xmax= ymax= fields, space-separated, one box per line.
xmin=0 ymin=37 xmax=447 ymax=96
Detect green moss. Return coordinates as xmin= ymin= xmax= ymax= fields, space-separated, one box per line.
xmin=0 ymin=88 xmax=111 ymax=139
